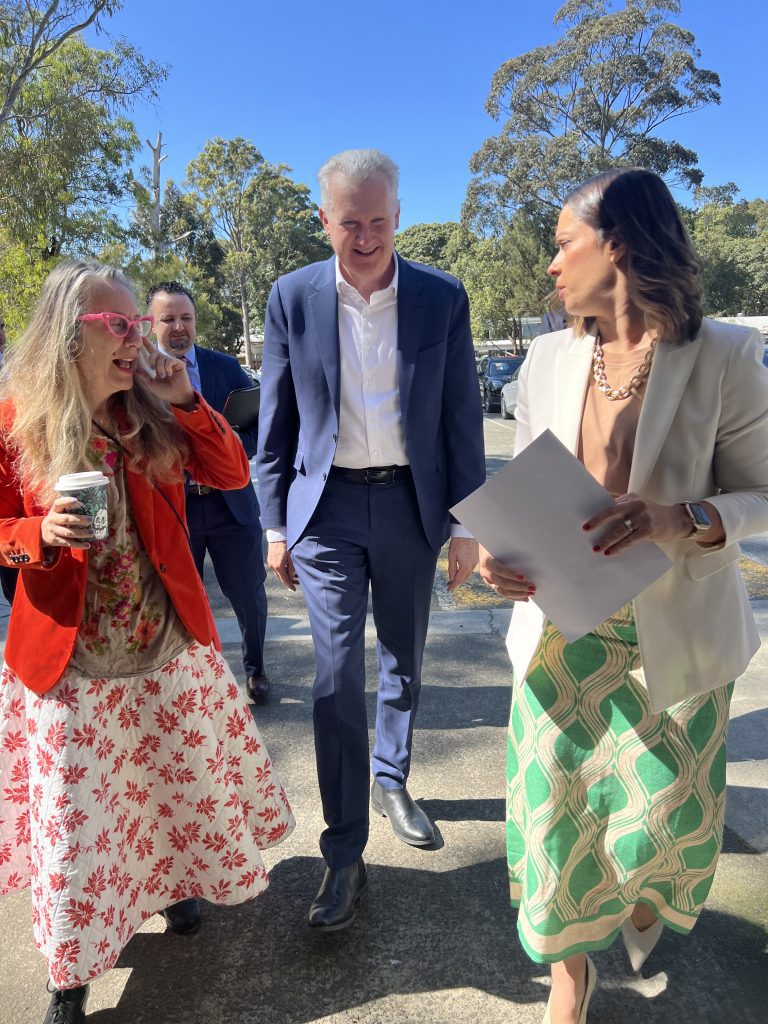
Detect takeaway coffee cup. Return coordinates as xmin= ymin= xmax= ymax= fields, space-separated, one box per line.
xmin=54 ymin=471 xmax=110 ymax=540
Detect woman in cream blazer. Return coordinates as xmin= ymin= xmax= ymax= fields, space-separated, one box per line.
xmin=480 ymin=168 xmax=768 ymax=1024
xmin=508 ymin=314 xmax=768 ymax=715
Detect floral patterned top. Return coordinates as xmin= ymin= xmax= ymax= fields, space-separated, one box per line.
xmin=71 ymin=433 xmax=191 ymax=678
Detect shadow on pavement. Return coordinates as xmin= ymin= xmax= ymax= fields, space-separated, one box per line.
xmin=727 ymin=707 xmax=768 ymax=762
xmin=81 ymin=852 xmax=767 ymax=1024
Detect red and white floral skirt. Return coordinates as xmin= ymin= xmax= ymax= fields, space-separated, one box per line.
xmin=0 ymin=641 xmax=294 ymax=988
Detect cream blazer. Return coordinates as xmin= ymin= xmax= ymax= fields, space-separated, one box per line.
xmin=506 ymin=319 xmax=768 ymax=712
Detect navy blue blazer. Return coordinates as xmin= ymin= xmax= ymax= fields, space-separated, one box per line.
xmin=195 ymin=345 xmax=261 ymax=526
xmin=256 ymin=255 xmax=485 ymax=550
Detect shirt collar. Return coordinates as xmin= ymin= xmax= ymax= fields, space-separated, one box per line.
xmin=334 ymin=254 xmax=399 ymax=299
xmin=159 ymin=342 xmax=197 ymax=366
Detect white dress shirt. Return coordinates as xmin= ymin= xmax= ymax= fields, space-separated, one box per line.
xmin=334 ymin=258 xmax=407 ymax=468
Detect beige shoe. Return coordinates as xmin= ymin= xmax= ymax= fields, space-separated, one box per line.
xmin=542 ymin=955 xmax=597 ymax=1024
xmin=621 ymin=916 xmax=664 ymax=972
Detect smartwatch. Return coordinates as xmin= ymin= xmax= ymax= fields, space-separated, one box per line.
xmin=682 ymin=501 xmax=711 ymax=536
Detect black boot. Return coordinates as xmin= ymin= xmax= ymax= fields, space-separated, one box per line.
xmin=161 ymin=897 xmax=201 ymax=935
xmin=308 ymin=859 xmax=367 ymax=931
xmin=43 ymin=985 xmax=88 ymax=1024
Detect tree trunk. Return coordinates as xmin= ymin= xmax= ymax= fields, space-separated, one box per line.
xmin=240 ymin=273 xmax=252 ymax=367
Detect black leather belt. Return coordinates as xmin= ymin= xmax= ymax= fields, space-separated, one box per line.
xmin=329 ymin=465 xmax=412 ymax=485
xmin=186 ymin=483 xmax=218 ymax=496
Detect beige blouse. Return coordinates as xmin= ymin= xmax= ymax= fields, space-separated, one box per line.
xmin=578 ymin=343 xmax=653 ymax=495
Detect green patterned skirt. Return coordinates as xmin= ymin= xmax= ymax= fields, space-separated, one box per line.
xmin=507 ymin=605 xmax=733 ymax=963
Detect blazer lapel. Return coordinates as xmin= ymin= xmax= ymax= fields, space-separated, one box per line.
xmin=395 ymin=256 xmax=425 ymax=425
xmin=553 ymin=332 xmax=593 ymax=454
xmin=628 ymin=337 xmax=701 ymax=492
xmin=307 ymin=258 xmax=341 ymax=418
xmin=195 ymin=346 xmax=215 ymax=406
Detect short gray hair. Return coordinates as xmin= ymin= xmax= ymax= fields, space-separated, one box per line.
xmin=317 ymin=149 xmax=400 ymax=210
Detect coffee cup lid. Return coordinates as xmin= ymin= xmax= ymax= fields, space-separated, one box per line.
xmin=55 ymin=471 xmax=110 ymax=491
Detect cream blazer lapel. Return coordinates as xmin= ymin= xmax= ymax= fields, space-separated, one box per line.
xmin=552 ymin=331 xmax=593 ymax=454
xmin=628 ymin=337 xmax=701 ymax=493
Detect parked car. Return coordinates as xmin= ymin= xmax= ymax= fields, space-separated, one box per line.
xmin=241 ymin=365 xmax=261 ymax=386
xmin=500 ymin=368 xmax=522 ymax=420
xmin=477 ymin=355 xmax=524 ymax=412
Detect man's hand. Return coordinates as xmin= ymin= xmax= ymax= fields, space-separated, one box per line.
xmin=267 ymin=540 xmax=299 ymax=591
xmin=446 ymin=537 xmax=478 ymax=592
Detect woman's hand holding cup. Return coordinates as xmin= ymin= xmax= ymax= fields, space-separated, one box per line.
xmin=41 ymin=496 xmax=94 ymax=550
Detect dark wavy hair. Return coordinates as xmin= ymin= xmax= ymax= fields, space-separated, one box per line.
xmin=564 ymin=168 xmax=702 ymax=344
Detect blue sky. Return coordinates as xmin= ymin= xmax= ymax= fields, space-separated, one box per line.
xmin=94 ymin=0 xmax=766 ymax=230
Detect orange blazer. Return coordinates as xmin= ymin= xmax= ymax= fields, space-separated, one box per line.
xmin=0 ymin=396 xmax=251 ymax=693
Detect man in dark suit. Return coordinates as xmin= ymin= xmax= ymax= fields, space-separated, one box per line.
xmin=147 ymin=282 xmax=271 ymax=702
xmin=256 ymin=149 xmax=485 ymax=930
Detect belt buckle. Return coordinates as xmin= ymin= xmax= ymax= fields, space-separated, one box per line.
xmin=364 ymin=467 xmax=391 ymax=485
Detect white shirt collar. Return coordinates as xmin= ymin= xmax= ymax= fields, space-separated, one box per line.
xmin=159 ymin=342 xmax=197 ymax=366
xmin=334 ymin=254 xmax=399 ymax=299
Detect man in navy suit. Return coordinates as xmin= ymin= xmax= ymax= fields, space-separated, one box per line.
xmin=148 ymin=282 xmax=271 ymax=703
xmin=256 ymin=149 xmax=485 ymax=930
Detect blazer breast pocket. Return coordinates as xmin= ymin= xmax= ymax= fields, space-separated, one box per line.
xmin=684 ymin=542 xmax=739 ymax=580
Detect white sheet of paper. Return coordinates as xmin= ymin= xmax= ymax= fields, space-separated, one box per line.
xmin=451 ymin=429 xmax=672 ymax=642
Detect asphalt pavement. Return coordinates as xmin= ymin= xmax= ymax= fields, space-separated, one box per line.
xmin=1 ymin=415 xmax=766 ymax=1023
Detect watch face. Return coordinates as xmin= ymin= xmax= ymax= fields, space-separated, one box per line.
xmin=689 ymin=503 xmax=711 ymax=529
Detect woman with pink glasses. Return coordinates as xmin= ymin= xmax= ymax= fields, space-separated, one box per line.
xmin=0 ymin=260 xmax=294 ymax=1024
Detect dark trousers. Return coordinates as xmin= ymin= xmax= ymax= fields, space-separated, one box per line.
xmin=292 ymin=473 xmax=439 ymax=869
xmin=0 ymin=566 xmax=17 ymax=605
xmin=185 ymin=490 xmax=268 ymax=679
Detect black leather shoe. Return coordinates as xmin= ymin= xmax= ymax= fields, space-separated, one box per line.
xmin=43 ymin=985 xmax=88 ymax=1024
xmin=371 ymin=780 xmax=435 ymax=846
xmin=308 ymin=859 xmax=367 ymax=931
xmin=161 ymin=897 xmax=201 ymax=935
xmin=246 ymin=674 xmax=272 ymax=702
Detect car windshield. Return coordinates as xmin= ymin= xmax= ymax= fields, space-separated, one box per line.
xmin=488 ymin=359 xmax=520 ymax=374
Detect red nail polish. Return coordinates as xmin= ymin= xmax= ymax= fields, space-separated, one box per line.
xmin=592 ymin=545 xmax=600 ymax=552
xmin=582 ymin=523 xmax=591 ymax=530
xmin=516 ymin=574 xmax=525 ymax=581
xmin=604 ymin=549 xmax=611 ymax=556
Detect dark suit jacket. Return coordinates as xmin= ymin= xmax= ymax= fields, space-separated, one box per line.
xmin=195 ymin=345 xmax=261 ymax=526
xmin=256 ymin=254 xmax=485 ymax=550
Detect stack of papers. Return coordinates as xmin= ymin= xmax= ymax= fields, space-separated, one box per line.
xmin=451 ymin=430 xmax=672 ymax=642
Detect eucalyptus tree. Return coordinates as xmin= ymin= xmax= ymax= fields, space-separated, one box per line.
xmin=465 ymin=0 xmax=720 ymax=230
xmin=186 ymin=137 xmax=328 ymax=365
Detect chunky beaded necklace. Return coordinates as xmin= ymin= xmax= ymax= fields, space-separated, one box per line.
xmin=592 ymin=337 xmax=656 ymax=401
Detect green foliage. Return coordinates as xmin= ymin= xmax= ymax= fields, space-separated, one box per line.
xmin=396 ymin=216 xmax=555 ymax=341
xmin=0 ymin=227 xmax=51 ymax=337
xmin=466 ymin=0 xmax=720 ymax=230
xmin=396 ymin=222 xmax=464 ymax=271
xmin=0 ymin=1 xmax=165 ymax=261
xmin=691 ymin=192 xmax=768 ymax=315
xmin=185 ymin=137 xmax=329 ymax=361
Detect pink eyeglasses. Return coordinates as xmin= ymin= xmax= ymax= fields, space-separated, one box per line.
xmin=77 ymin=312 xmax=155 ymax=339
